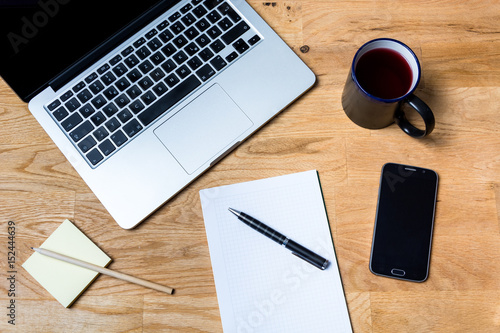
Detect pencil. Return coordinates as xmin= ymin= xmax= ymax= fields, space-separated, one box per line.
xmin=31 ymin=247 xmax=174 ymax=295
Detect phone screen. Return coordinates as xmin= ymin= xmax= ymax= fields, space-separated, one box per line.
xmin=370 ymin=163 xmax=438 ymax=282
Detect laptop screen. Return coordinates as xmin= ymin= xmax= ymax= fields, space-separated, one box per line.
xmin=0 ymin=0 xmax=180 ymax=102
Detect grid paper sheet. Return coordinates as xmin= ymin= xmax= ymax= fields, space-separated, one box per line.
xmin=200 ymin=170 xmax=352 ymax=332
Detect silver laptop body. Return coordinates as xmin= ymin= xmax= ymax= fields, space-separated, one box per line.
xmin=21 ymin=0 xmax=315 ymax=228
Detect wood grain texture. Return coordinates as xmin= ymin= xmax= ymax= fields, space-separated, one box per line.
xmin=1 ymin=0 xmax=499 ymax=331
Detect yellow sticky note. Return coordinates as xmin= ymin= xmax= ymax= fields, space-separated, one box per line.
xmin=22 ymin=220 xmax=111 ymax=307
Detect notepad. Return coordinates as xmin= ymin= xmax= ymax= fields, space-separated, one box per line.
xmin=22 ymin=220 xmax=111 ymax=307
xmin=200 ymin=170 xmax=352 ymax=332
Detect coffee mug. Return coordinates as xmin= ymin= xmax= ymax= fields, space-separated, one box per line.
xmin=341 ymin=38 xmax=435 ymax=138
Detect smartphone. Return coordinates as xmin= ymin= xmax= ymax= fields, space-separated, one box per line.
xmin=369 ymin=163 xmax=438 ymax=282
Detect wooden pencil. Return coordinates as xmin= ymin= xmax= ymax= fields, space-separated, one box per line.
xmin=31 ymin=247 xmax=174 ymax=294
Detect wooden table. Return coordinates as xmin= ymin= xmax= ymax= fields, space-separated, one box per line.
xmin=1 ymin=0 xmax=499 ymax=332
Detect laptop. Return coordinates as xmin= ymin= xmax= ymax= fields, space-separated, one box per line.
xmin=0 ymin=0 xmax=315 ymax=229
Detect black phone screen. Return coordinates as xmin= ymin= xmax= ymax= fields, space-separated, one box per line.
xmin=370 ymin=163 xmax=438 ymax=282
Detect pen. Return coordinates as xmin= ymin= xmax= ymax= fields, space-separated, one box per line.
xmin=31 ymin=247 xmax=174 ymax=294
xmin=228 ymin=208 xmax=329 ymax=270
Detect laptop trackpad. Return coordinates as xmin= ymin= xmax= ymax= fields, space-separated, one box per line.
xmin=154 ymin=84 xmax=253 ymax=174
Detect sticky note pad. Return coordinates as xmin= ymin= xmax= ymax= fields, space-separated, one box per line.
xmin=23 ymin=220 xmax=111 ymax=307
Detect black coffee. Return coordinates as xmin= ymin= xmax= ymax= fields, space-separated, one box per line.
xmin=355 ymin=48 xmax=413 ymax=100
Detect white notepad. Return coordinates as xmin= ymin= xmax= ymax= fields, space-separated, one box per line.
xmin=200 ymin=170 xmax=352 ymax=332
xmin=22 ymin=220 xmax=111 ymax=307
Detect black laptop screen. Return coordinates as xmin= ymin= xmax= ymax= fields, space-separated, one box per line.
xmin=0 ymin=0 xmax=179 ymax=102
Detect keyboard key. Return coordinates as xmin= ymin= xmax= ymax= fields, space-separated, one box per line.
xmin=173 ymin=35 xmax=188 ymax=48
xmin=185 ymin=26 xmax=200 ymax=40
xmin=150 ymin=51 xmax=166 ymax=65
xmin=170 ymin=22 xmax=185 ymax=35
xmin=47 ymin=99 xmax=61 ymax=111
xmin=91 ymin=94 xmax=106 ymax=109
xmin=78 ymin=136 xmax=97 ymax=153
xmin=115 ymin=94 xmax=131 ymax=108
xmin=193 ymin=5 xmax=207 ymax=18
xmin=209 ymin=39 xmax=225 ymax=53
xmin=226 ymin=51 xmax=238 ymax=62
xmin=157 ymin=20 xmax=169 ymax=31
xmin=91 ymin=111 xmax=106 ymax=126
xmin=218 ymin=3 xmax=241 ymax=22
xmin=126 ymin=85 xmax=142 ymax=99
xmin=124 ymin=54 xmax=140 ymax=68
xmin=210 ymin=55 xmax=227 ymax=71
xmin=111 ymin=130 xmax=128 ymax=147
xmin=153 ymin=82 xmax=168 ymax=96
xmin=105 ymin=117 xmax=120 ymax=132
xmin=79 ymin=103 xmax=95 ymax=118
xmin=221 ymin=21 xmax=250 ymax=45
xmin=218 ymin=17 xmax=233 ymax=31
xmin=61 ymin=112 xmax=83 ymax=132
xmin=196 ymin=64 xmax=216 ymax=81
xmin=116 ymin=77 xmax=131 ymax=91
xmin=103 ymin=86 xmax=119 ymax=100
xmin=199 ymin=48 xmax=214 ymax=61
xmin=147 ymin=37 xmax=162 ymax=51
xmin=181 ymin=13 xmax=196 ymax=26
xmin=195 ymin=34 xmax=211 ymax=48
xmin=204 ymin=0 xmax=223 ymax=10
xmin=187 ymin=56 xmax=203 ymax=70
xmin=161 ymin=43 xmax=177 ymax=57
xmin=123 ymin=119 xmax=143 ymax=137
xmin=159 ymin=30 xmax=174 ymax=43
xmin=176 ymin=65 xmax=192 ymax=79
xmin=73 ymin=81 xmax=86 ymax=93
xmin=93 ymin=126 xmax=109 ymax=141
xmin=77 ymin=89 xmax=93 ymax=103
xmin=207 ymin=25 xmax=222 ymax=39
xmin=137 ymin=75 xmax=201 ymax=126
xmin=121 ymin=46 xmax=134 ymax=57
xmin=138 ymin=60 xmax=154 ymax=74
xmin=85 ymin=72 xmax=98 ymax=83
xmin=127 ymin=68 xmax=143 ymax=83
xmin=97 ymin=63 xmax=111 ymax=74
xmin=138 ymin=77 xmax=154 ymax=90
xmin=129 ymin=100 xmax=145 ymax=114
xmin=53 ymin=106 xmax=69 ymax=121
xmin=61 ymin=90 xmax=74 ymax=102
xmin=70 ymin=120 xmax=94 ymax=142
xmin=185 ymin=42 xmax=200 ymax=56
xmin=207 ymin=10 xmax=222 ymax=24
xmin=146 ymin=28 xmax=158 ymax=39
xmin=133 ymin=37 xmax=146 ymax=48
xmin=161 ymin=59 xmax=177 ymax=73
xmin=117 ymin=110 xmax=133 ymax=123
xmin=141 ymin=91 xmax=157 ymax=105
xmin=65 ymin=97 xmax=81 ymax=112
xmin=89 ymin=80 xmax=104 ymax=94
xmin=168 ymin=11 xmax=181 ymax=22
xmin=150 ymin=68 xmax=166 ymax=81
xmin=195 ymin=18 xmax=210 ymax=32
xmin=109 ymin=54 xmax=122 ymax=66
xmin=102 ymin=103 xmax=119 ymax=117
xmin=233 ymin=38 xmax=249 ymax=54
xmin=180 ymin=3 xmax=193 ymax=13
xmin=99 ymin=139 xmax=116 ymax=156
xmin=248 ymin=34 xmax=261 ymax=46
xmin=173 ymin=50 xmax=188 ymax=64
xmin=87 ymin=148 xmax=103 ymax=166
xmin=101 ymin=72 xmax=117 ymax=86
xmin=136 ymin=46 xmax=151 ymax=60
xmin=112 ymin=63 xmax=128 ymax=77
xmin=165 ymin=74 xmax=180 ymax=88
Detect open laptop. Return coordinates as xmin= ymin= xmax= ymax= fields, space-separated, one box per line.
xmin=0 ymin=0 xmax=315 ymax=229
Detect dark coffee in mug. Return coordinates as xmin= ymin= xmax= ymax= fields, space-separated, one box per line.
xmin=342 ymin=38 xmax=435 ymax=138
xmin=355 ymin=48 xmax=413 ymax=100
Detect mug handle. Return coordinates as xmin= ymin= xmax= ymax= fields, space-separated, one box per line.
xmin=394 ymin=94 xmax=435 ymax=138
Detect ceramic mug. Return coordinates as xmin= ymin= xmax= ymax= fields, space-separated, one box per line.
xmin=341 ymin=38 xmax=435 ymax=138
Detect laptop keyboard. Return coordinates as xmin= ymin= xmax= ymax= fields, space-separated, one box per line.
xmin=45 ymin=0 xmax=261 ymax=167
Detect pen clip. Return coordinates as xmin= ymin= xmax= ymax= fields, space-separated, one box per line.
xmin=292 ymin=252 xmax=329 ymax=270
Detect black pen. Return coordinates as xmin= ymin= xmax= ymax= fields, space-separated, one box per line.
xmin=228 ymin=208 xmax=329 ymax=270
